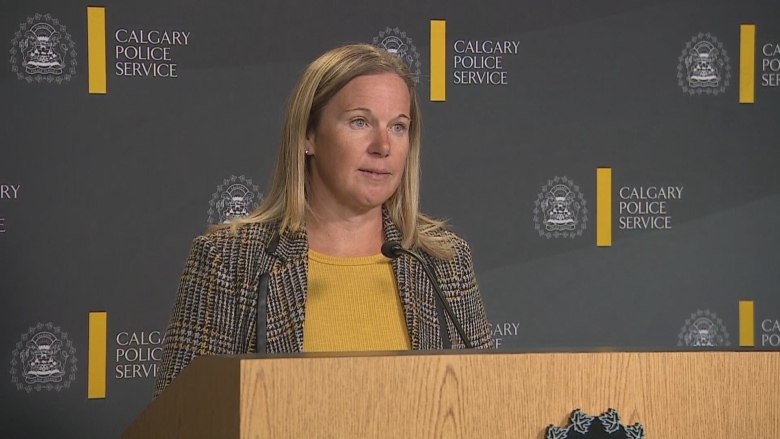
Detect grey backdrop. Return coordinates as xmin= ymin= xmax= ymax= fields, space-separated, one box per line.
xmin=2 ymin=0 xmax=778 ymax=437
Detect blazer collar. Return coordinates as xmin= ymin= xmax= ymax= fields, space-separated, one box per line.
xmin=381 ymin=205 xmax=404 ymax=244
xmin=268 ymin=205 xmax=403 ymax=262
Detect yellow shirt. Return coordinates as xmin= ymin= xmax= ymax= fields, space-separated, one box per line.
xmin=303 ymin=249 xmax=411 ymax=352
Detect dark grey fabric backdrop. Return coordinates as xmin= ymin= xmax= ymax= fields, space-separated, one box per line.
xmin=2 ymin=0 xmax=778 ymax=437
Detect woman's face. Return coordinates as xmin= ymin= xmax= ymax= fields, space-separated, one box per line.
xmin=306 ymin=73 xmax=411 ymax=216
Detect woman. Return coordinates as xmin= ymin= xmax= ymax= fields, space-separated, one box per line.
xmin=153 ymin=44 xmax=492 ymax=398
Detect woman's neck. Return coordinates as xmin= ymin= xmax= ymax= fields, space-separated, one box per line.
xmin=306 ymin=206 xmax=385 ymax=257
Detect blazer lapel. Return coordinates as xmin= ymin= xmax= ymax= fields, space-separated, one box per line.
xmin=267 ymin=227 xmax=309 ymax=352
xmin=383 ymin=211 xmax=421 ymax=350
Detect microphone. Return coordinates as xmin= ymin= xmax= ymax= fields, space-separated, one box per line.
xmin=380 ymin=241 xmax=405 ymax=259
xmin=381 ymin=241 xmax=473 ymax=349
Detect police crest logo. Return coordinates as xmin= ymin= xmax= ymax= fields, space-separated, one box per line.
xmin=533 ymin=176 xmax=588 ymax=239
xmin=372 ymin=27 xmax=421 ymax=84
xmin=677 ymin=309 xmax=731 ymax=347
xmin=9 ymin=13 xmax=77 ymax=83
xmin=677 ymin=33 xmax=731 ymax=96
xmin=207 ymin=175 xmax=263 ymax=225
xmin=546 ymin=409 xmax=645 ymax=439
xmin=9 ymin=323 xmax=78 ymax=392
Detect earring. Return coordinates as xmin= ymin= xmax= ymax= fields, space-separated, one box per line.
xmin=304 ymin=149 xmax=310 ymax=155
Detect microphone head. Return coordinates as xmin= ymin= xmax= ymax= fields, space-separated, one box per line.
xmin=381 ymin=241 xmax=403 ymax=259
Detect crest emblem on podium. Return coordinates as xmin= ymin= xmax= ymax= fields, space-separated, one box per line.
xmin=546 ymin=409 xmax=645 ymax=439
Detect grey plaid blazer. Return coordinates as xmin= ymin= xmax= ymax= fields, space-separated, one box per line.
xmin=153 ymin=212 xmax=492 ymax=398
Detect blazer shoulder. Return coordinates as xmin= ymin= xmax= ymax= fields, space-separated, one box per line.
xmin=193 ymin=221 xmax=278 ymax=257
xmin=426 ymin=227 xmax=472 ymax=256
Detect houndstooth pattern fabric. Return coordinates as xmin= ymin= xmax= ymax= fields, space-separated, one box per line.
xmin=153 ymin=211 xmax=493 ymax=398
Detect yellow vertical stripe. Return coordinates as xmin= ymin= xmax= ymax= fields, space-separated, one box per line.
xmin=739 ymin=24 xmax=756 ymax=104
xmin=88 ymin=311 xmax=108 ymax=399
xmin=739 ymin=300 xmax=755 ymax=347
xmin=430 ymin=20 xmax=446 ymax=102
xmin=596 ymin=168 xmax=612 ymax=247
xmin=87 ymin=7 xmax=107 ymax=94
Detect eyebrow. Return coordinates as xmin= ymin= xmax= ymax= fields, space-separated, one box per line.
xmin=344 ymin=107 xmax=410 ymax=120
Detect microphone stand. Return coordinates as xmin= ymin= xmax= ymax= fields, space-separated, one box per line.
xmin=383 ymin=242 xmax=474 ymax=349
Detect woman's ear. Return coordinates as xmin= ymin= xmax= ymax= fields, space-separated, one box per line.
xmin=305 ymin=131 xmax=315 ymax=155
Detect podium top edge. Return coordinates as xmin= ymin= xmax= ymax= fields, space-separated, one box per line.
xmin=203 ymin=347 xmax=777 ymax=362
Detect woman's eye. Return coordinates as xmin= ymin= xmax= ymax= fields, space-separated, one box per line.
xmin=351 ymin=119 xmax=367 ymax=128
xmin=392 ymin=123 xmax=407 ymax=133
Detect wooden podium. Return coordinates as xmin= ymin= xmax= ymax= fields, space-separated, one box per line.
xmin=121 ymin=350 xmax=779 ymax=438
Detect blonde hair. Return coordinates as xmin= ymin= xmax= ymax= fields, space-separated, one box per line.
xmin=224 ymin=44 xmax=454 ymax=260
